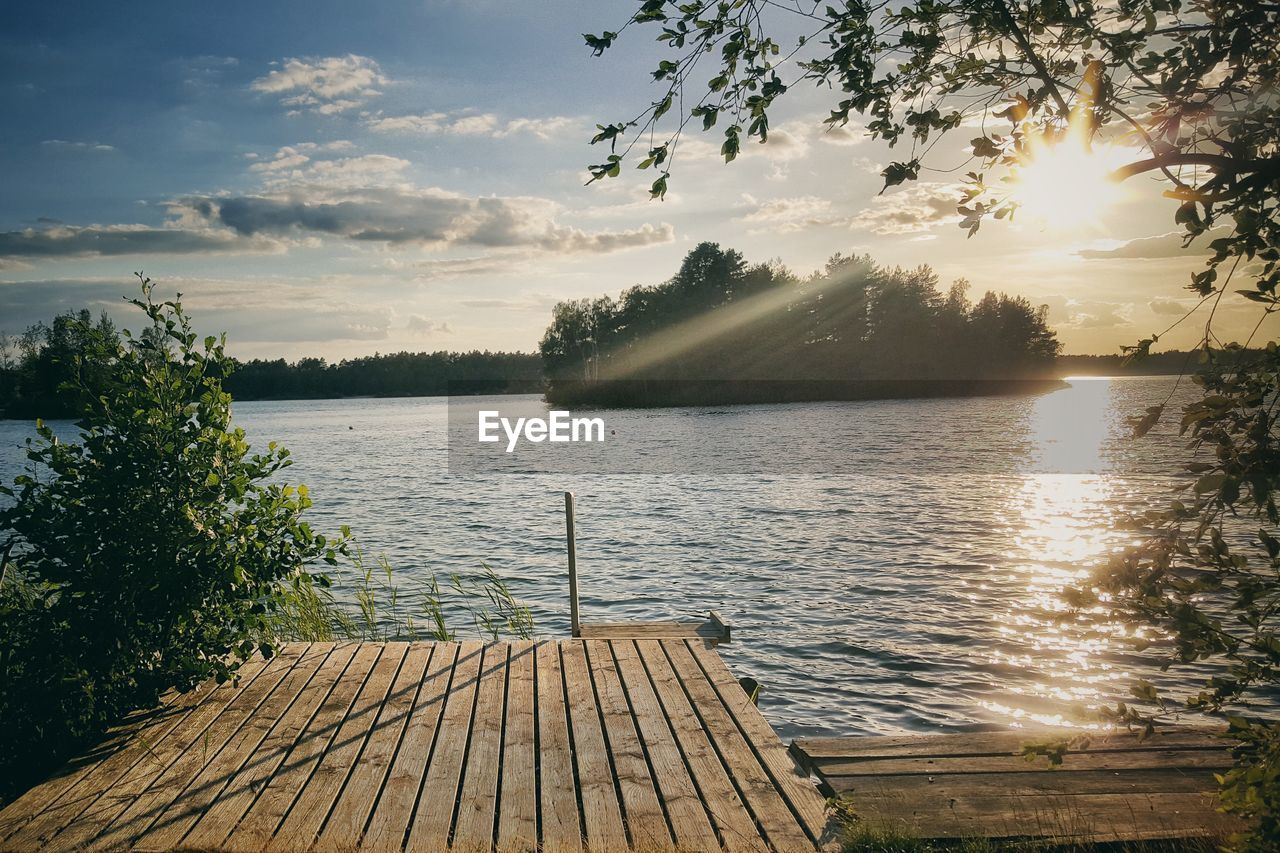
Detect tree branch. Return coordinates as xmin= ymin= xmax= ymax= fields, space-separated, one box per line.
xmin=1110 ymin=152 xmax=1280 ymax=183
xmin=989 ymin=0 xmax=1070 ymax=115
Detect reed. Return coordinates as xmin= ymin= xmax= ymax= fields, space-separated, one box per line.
xmin=267 ymin=545 xmax=534 ymax=643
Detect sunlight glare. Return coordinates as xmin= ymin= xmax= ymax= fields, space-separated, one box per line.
xmin=1012 ymin=130 xmax=1127 ymax=231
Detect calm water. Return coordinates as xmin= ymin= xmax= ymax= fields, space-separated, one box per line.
xmin=1 ymin=377 xmax=1236 ymax=739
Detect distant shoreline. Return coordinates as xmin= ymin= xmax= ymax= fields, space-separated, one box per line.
xmin=541 ymin=377 xmax=1069 ymax=409
xmin=0 ymin=373 xmax=1195 ymax=419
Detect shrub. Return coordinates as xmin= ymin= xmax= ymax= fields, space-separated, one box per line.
xmin=0 ymin=277 xmax=347 ymax=798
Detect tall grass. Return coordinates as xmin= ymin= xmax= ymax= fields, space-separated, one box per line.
xmin=267 ymin=545 xmax=534 ymax=643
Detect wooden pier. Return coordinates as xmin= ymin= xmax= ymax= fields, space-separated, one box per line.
xmin=0 ymin=639 xmax=831 ymax=852
xmin=791 ymin=727 xmax=1243 ymax=845
xmin=0 ymin=634 xmax=1252 ymax=850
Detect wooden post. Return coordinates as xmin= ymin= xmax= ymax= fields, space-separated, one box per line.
xmin=565 ymin=491 xmax=580 ymax=637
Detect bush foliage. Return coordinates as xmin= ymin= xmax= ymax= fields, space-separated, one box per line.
xmin=0 ymin=278 xmax=347 ymax=798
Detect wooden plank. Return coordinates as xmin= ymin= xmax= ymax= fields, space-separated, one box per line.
xmin=635 ymin=639 xmax=768 ymax=853
xmin=850 ymin=790 xmax=1239 ymax=842
xmin=688 ymin=639 xmax=830 ymax=845
xmin=583 ymin=640 xmax=672 ymax=851
xmin=131 ymin=643 xmax=333 ymax=851
xmin=812 ymin=748 xmax=1235 ymax=778
xmin=269 ymin=642 xmax=402 ymax=850
xmin=561 ymin=640 xmax=628 ymax=851
xmin=227 ymin=643 xmax=382 ymax=852
xmin=2 ymin=669 xmax=228 ymax=849
xmin=534 ymin=639 xmax=583 ymax=853
xmin=792 ymin=727 xmax=1232 ymax=762
xmin=362 ymin=642 xmax=457 ymax=851
xmin=452 ymin=643 xmax=510 ymax=852
xmin=0 ymin=688 xmax=190 ymax=844
xmin=497 ymin=640 xmax=537 ymax=853
xmin=40 ymin=655 xmax=274 ymax=853
xmin=659 ymin=640 xmax=812 ymax=852
xmin=579 ymin=622 xmax=726 ymax=643
xmin=404 ymin=639 xmax=484 ymax=851
xmin=184 ymin=643 xmax=364 ymax=850
xmin=610 ymin=640 xmax=718 ymax=852
xmin=319 ymin=643 xmax=427 ymax=850
xmin=707 ymin=611 xmax=731 ymax=643
xmin=822 ymin=768 xmax=1223 ymax=798
xmin=91 ymin=645 xmax=313 ymax=849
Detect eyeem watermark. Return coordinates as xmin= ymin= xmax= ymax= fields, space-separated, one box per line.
xmin=478 ymin=410 xmax=606 ymax=452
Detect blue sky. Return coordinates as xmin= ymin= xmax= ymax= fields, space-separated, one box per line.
xmin=0 ymin=0 xmax=1253 ymax=358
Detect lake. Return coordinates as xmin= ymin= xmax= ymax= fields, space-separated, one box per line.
xmin=0 ymin=376 xmax=1234 ymax=740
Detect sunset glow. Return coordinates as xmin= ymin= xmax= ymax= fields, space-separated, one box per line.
xmin=1012 ymin=131 xmax=1126 ymax=231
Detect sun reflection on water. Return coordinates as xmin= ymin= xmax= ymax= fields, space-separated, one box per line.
xmin=980 ymin=378 xmax=1147 ymax=729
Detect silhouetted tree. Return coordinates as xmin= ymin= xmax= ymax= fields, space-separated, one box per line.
xmin=540 ymin=244 xmax=1060 ymax=392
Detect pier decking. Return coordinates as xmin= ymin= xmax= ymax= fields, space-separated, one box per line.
xmin=791 ymin=727 xmax=1243 ymax=844
xmin=0 ymin=639 xmax=831 ymax=852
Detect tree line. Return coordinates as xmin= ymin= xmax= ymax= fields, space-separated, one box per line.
xmin=539 ymin=242 xmax=1061 ymax=402
xmin=222 ymin=351 xmax=541 ymax=401
xmin=0 ymin=314 xmax=540 ymax=419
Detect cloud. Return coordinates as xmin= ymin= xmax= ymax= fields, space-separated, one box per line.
xmin=0 ymin=224 xmax=279 ymax=266
xmin=200 ymin=303 xmax=392 ymax=342
xmin=251 ymin=55 xmax=387 ymax=114
xmin=818 ymin=124 xmax=864 ymax=146
xmin=404 ymin=314 xmax=454 ymax=337
xmin=0 ymin=278 xmax=129 ymax=331
xmin=758 ymin=125 xmax=810 ymax=161
xmin=173 ymin=188 xmax=674 ymax=255
xmin=847 ymin=182 xmax=960 ymax=235
xmin=246 ymin=143 xmax=408 ymax=189
xmin=1150 ymin=297 xmax=1192 ymax=316
xmin=177 ymin=55 xmax=239 ymax=92
xmin=0 ymin=277 xmax=392 ymax=344
xmin=4 ymin=134 xmax=673 ymax=270
xmin=458 ymin=293 xmax=559 ymax=313
xmin=741 ymin=184 xmax=960 ymax=236
xmin=1057 ymin=300 xmax=1133 ymax=329
xmin=41 ymin=139 xmax=116 ymax=152
xmin=250 ymin=147 xmax=313 ymax=173
xmin=409 ymin=255 xmax=520 ymax=281
xmin=1076 ymin=229 xmax=1223 ymax=260
xmin=739 ymin=195 xmax=842 ymax=233
xmin=366 ymin=111 xmax=579 ymax=140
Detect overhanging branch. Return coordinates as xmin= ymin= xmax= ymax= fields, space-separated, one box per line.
xmin=1110 ymin=152 xmax=1279 ymax=183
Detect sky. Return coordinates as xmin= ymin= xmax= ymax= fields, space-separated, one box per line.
xmin=0 ymin=0 xmax=1264 ymax=358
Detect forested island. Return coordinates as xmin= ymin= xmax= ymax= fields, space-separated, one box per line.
xmin=539 ymin=242 xmax=1064 ymax=406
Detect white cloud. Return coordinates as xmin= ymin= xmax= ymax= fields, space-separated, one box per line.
xmin=758 ymin=124 xmax=810 ymax=161
xmin=410 ymin=255 xmax=520 ymax=281
xmin=366 ymin=110 xmax=579 ymax=140
xmin=1150 ymin=297 xmax=1192 ymax=316
xmin=251 ymin=55 xmax=388 ymax=114
xmin=246 ymin=143 xmax=410 ymax=189
xmin=817 ymin=124 xmax=865 ymax=146
xmin=847 ymin=182 xmax=961 ymax=235
xmin=458 ymin=293 xmax=560 ymax=313
xmin=5 ymin=130 xmax=675 ymax=270
xmin=740 ymin=183 xmax=960 ymax=236
xmin=739 ymin=195 xmax=842 ymax=233
xmin=1057 ymin=299 xmax=1133 ymax=329
xmin=41 ymin=139 xmax=116 ymax=152
xmin=1075 ymin=229 xmax=1223 ymax=260
xmin=405 ymin=314 xmax=454 ymax=337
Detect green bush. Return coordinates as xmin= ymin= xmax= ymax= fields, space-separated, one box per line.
xmin=0 ymin=278 xmax=347 ymax=799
